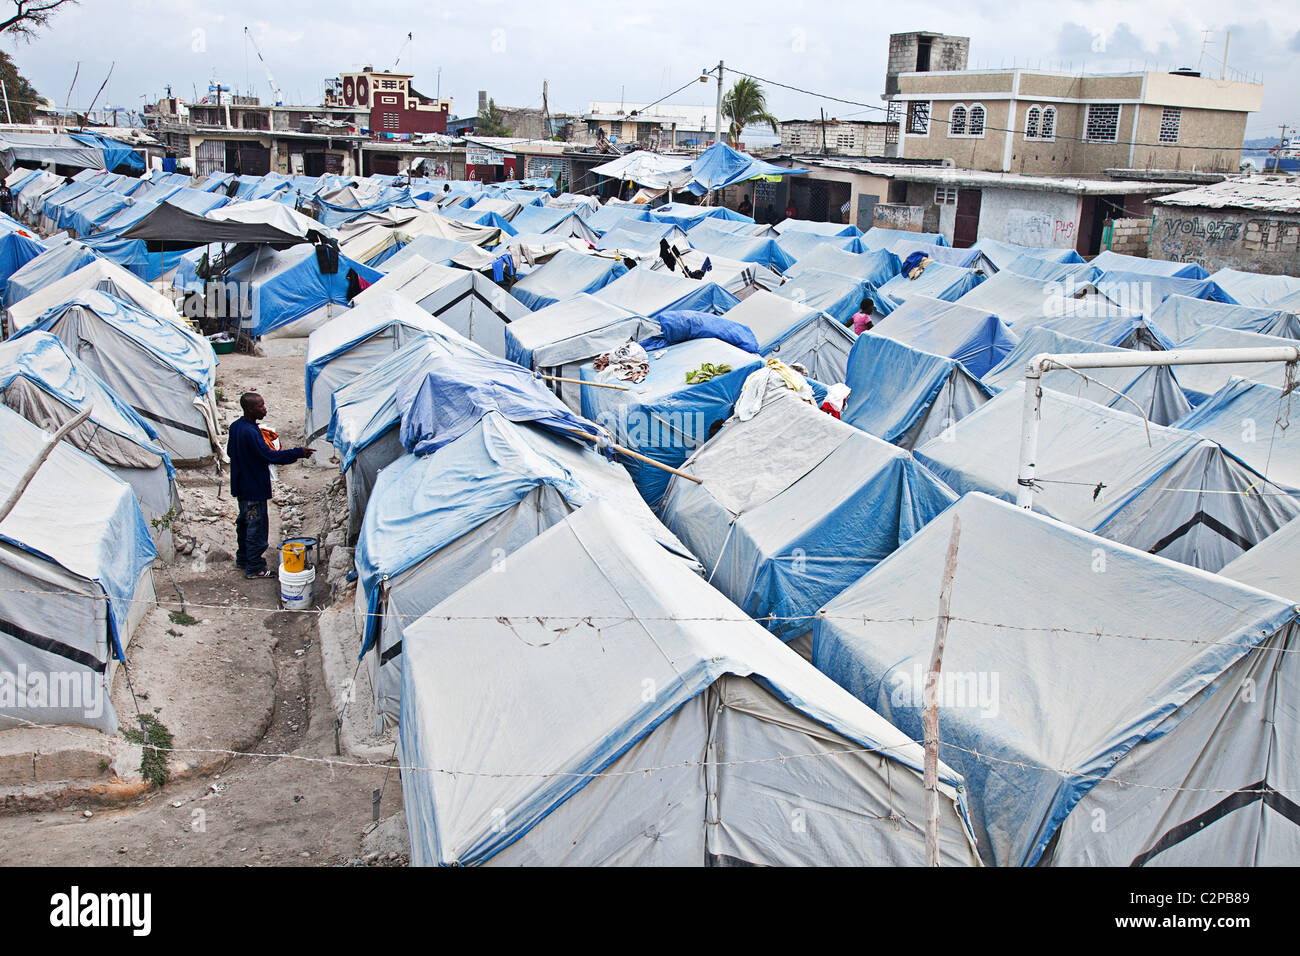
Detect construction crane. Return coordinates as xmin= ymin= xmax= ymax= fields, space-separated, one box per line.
xmin=244 ymin=26 xmax=284 ymax=106
xmin=394 ymin=32 xmax=413 ymax=71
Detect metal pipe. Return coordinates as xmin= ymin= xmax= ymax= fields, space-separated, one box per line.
xmin=1016 ymin=347 xmax=1300 ymax=510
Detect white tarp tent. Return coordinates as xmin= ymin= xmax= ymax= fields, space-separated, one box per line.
xmin=399 ymin=500 xmax=981 ymax=867
xmin=815 ymin=491 xmax=1300 ymax=866
xmin=723 ymin=291 xmax=855 ymax=383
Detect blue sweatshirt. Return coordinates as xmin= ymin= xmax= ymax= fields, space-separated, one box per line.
xmin=227 ymin=417 xmax=307 ymax=501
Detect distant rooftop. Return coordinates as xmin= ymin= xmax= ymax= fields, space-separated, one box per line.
xmin=1149 ymin=177 xmax=1300 ymax=213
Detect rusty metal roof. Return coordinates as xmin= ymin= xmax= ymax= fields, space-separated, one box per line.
xmin=1149 ymin=177 xmax=1300 ymax=213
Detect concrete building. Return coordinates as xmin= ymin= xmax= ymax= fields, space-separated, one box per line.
xmin=886 ymin=66 xmax=1262 ymax=177
xmin=330 ymin=68 xmax=452 ymax=136
xmin=775 ymin=156 xmax=1181 ymax=254
xmin=584 ymin=100 xmax=717 ymax=148
xmin=779 ymin=119 xmax=893 ymax=156
xmin=885 ymin=31 xmax=971 ymax=95
xmin=1147 ymin=178 xmax=1300 ymax=274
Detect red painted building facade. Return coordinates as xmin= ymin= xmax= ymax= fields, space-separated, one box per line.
xmin=334 ymin=68 xmax=450 ymax=137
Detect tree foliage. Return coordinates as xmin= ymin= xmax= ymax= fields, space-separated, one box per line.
xmin=0 ymin=50 xmax=42 ymax=122
xmin=722 ymin=77 xmax=779 ymax=147
xmin=476 ymin=98 xmax=513 ymax=137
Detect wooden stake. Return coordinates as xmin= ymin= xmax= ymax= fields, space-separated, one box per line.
xmin=924 ymin=514 xmax=962 ymax=868
xmin=555 ymin=425 xmax=702 ymax=484
xmin=0 ymin=406 xmax=94 ymax=524
xmin=536 ymin=373 xmax=629 ymax=391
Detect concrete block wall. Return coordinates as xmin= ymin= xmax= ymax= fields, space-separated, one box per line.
xmin=1107 ymin=217 xmax=1151 ymax=256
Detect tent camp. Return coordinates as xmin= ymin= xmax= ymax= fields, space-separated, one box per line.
xmin=870 ymin=295 xmax=1017 ymax=378
xmin=509 ymin=249 xmax=628 ymax=310
xmin=842 ymin=333 xmax=993 ymax=450
xmin=647 ymin=248 xmax=784 ymax=296
xmin=914 ymin=384 xmax=1300 ymax=571
xmin=303 ymin=292 xmax=485 ymax=451
xmin=580 ymin=337 xmax=764 ymax=506
xmin=1218 ymin=515 xmax=1300 ymax=598
xmin=0 ymin=405 xmax=157 ymax=734
xmin=593 ymin=267 xmax=739 ymax=318
xmin=355 ymin=413 xmax=693 ymax=727
xmin=722 ymin=290 xmax=856 ymax=382
xmin=1093 ymin=270 xmax=1234 ymax=309
xmin=507 ymin=204 xmax=598 ymax=243
xmin=659 ymin=392 xmax=955 ymax=646
xmin=504 ymin=295 xmax=659 ymax=410
xmin=1147 ymin=294 xmax=1300 ymax=345
xmin=1174 ymin=378 xmax=1300 ymax=491
xmin=956 ymin=270 xmax=1127 ymax=328
xmin=782 ymin=244 xmax=899 ymax=287
xmin=815 ymin=491 xmax=1300 ymax=866
xmin=970 ymin=238 xmax=1085 ymax=271
xmin=11 ymin=290 xmax=221 ymax=462
xmin=1091 ymin=249 xmax=1208 ymax=278
xmin=773 ymin=268 xmax=872 ymax=326
xmin=4 ymin=237 xmax=99 ymax=309
xmin=684 ymin=232 xmax=796 ymax=273
xmin=398 ymin=499 xmax=981 ymax=867
xmin=981 ymin=327 xmax=1192 ymax=425
xmin=595 ymin=220 xmax=688 ymax=258
xmin=0 ymin=331 xmax=177 ymax=554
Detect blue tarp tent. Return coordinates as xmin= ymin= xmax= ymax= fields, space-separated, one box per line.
xmin=1001 ymin=254 xmax=1101 ymax=285
xmin=438 ymin=205 xmax=519 ymax=235
xmin=878 ymin=261 xmax=985 ymax=313
xmin=774 ymin=230 xmax=857 ymax=263
xmin=860 ymin=227 xmax=947 ymax=251
xmin=509 ymin=248 xmax=628 ymax=310
xmin=686 ymin=231 xmax=796 ymax=273
xmin=1094 ymin=269 xmax=1234 ymax=307
xmin=1148 ymin=293 xmax=1300 ymax=344
xmin=981 ymin=326 xmax=1191 ymax=425
xmin=1016 ymin=307 xmax=1172 ymax=351
xmin=507 ymin=204 xmax=598 ymax=242
xmin=775 ymin=218 xmax=861 ymax=238
xmin=1175 ymin=378 xmax=1300 ymax=492
xmin=814 ymin=491 xmax=1300 ymax=866
xmin=584 ymin=203 xmax=652 ymax=236
xmin=722 ymin=290 xmax=855 ymax=382
xmin=871 ymin=295 xmax=1017 ymax=378
xmin=1164 ymin=325 xmax=1300 ymax=404
xmin=593 ymin=267 xmax=739 ymax=317
xmin=580 ymin=337 xmax=763 ymax=506
xmin=595 ymin=219 xmax=686 ymax=256
xmin=687 ymin=217 xmax=770 ymax=240
xmin=220 ymin=244 xmax=382 ymax=338
xmin=637 ymin=310 xmax=760 ymax=353
xmin=4 ymin=238 xmax=99 ymax=308
xmin=773 ymin=268 xmax=872 ymax=325
xmin=970 ymin=237 xmax=1084 ymax=271
xmin=660 ymin=390 xmax=955 ymax=643
xmin=1209 ymin=268 xmax=1300 ymax=307
xmin=649 ymin=202 xmax=754 ymax=232
xmin=783 ymin=244 xmax=900 ymax=287
xmin=1091 ymin=249 xmax=1208 ymax=278
xmin=842 ymin=333 xmax=993 ymax=449
xmin=688 ymin=142 xmax=806 ymax=192
xmin=0 ymin=228 xmax=45 ymax=300
xmin=373 ymin=234 xmax=471 ymax=271
xmin=890 ymin=239 xmax=990 ymax=270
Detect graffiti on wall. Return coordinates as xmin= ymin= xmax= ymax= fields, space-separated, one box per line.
xmin=872 ymin=203 xmax=924 ymax=230
xmin=1160 ymin=217 xmax=1242 ymax=243
xmin=1006 ymin=208 xmax=1077 ymax=247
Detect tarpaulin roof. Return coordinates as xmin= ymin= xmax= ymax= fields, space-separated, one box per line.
xmin=775 ymin=218 xmax=861 ymax=238
xmin=637 ymin=309 xmax=760 ymax=354
xmin=219 ymin=243 xmax=381 ymax=338
xmin=504 ymin=293 xmax=649 ymax=371
xmin=7 ymin=257 xmax=185 ymax=333
xmin=1091 ymin=249 xmax=1208 ymax=278
xmin=956 ymin=270 xmax=1122 ymax=328
xmin=687 ymin=142 xmax=807 ymax=191
xmin=1015 ymin=305 xmax=1171 ymax=351
xmin=981 ymin=326 xmax=1191 ymax=425
xmin=1147 ymin=294 xmax=1300 ymax=345
xmin=661 ymin=391 xmax=955 ymax=640
xmin=509 ymin=248 xmax=628 ymax=310
xmin=772 ymin=268 xmax=871 ymax=325
xmin=773 ymin=230 xmax=856 ymax=263
xmin=593 ymin=267 xmax=739 ymax=318
xmin=842 ymin=333 xmax=993 ymax=449
xmin=0 ymin=131 xmax=143 ymax=173
xmin=860 ymin=227 xmax=947 ymax=252
xmin=648 ymin=202 xmax=754 ymax=232
xmin=721 ymin=291 xmax=853 ymax=382
xmin=580 ymin=337 xmax=765 ymax=506
xmin=4 ymin=238 xmax=99 ymax=308
xmin=1001 ymin=254 xmax=1101 ymax=285
xmin=814 ymin=491 xmax=1300 ymax=866
xmin=687 ymin=217 xmax=774 ymax=240
xmin=878 ymin=261 xmax=985 ymax=314
xmin=783 ymin=244 xmax=900 ymax=287
xmin=970 ymin=237 xmax=1084 ymax=271
xmin=1219 ymin=515 xmax=1300 ymax=599
xmin=1176 ymin=377 xmax=1300 ymax=492
xmin=1209 ymin=268 xmax=1300 ymax=307
xmin=589 ymin=151 xmax=695 ymax=190
xmin=398 ymin=498 xmax=979 ymax=867
xmin=1094 ymin=269 xmax=1235 ymax=307
xmin=584 ymin=202 xmax=652 ymax=236
xmin=1165 ymin=324 xmax=1300 ymax=403
xmin=685 ymin=231 xmax=796 ymax=273
xmin=0 ymin=404 xmax=156 ymax=660
xmin=914 ymin=383 xmax=1300 ymax=571
xmin=0 ymin=229 xmax=46 ymax=299
xmin=871 ymin=295 xmax=1018 ymax=378
xmin=122 ymin=197 xmax=334 ymax=248
xmin=507 ymin=204 xmax=598 ymax=243
xmin=397 ymin=353 xmax=607 ymax=456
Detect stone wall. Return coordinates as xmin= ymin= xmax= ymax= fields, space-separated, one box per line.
xmin=1149 ymin=206 xmax=1300 ymax=275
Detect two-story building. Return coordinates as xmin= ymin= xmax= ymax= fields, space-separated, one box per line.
xmin=331 ymin=68 xmax=452 ymax=136
xmin=177 ymin=99 xmax=368 ymax=177
xmin=779 ymin=119 xmax=894 ymax=156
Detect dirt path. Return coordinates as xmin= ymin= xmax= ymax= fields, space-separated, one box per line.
xmin=0 ymin=348 xmax=405 ymax=866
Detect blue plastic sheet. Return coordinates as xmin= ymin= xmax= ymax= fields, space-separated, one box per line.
xmin=637 ymin=310 xmax=760 ymax=353
xmin=510 ymin=249 xmax=628 ymax=311
xmin=872 ymin=295 xmax=1018 ymax=378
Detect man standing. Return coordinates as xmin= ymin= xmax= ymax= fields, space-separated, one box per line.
xmin=737 ymin=193 xmax=753 ymax=218
xmin=228 ymin=392 xmax=314 ymax=579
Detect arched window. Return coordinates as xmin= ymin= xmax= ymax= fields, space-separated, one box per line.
xmin=1026 ymin=106 xmax=1041 ymax=139
xmin=968 ymin=104 xmax=985 ymax=136
xmin=949 ymin=105 xmax=967 ymax=136
xmin=1040 ymin=107 xmax=1056 ymax=139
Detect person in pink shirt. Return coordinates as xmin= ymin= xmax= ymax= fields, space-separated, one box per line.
xmin=851 ymin=298 xmax=876 ymax=335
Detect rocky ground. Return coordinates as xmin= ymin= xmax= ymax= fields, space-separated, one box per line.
xmin=0 ymin=347 xmax=408 ymax=867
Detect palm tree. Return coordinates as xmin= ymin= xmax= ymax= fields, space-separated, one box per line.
xmin=722 ymin=77 xmax=778 ymax=147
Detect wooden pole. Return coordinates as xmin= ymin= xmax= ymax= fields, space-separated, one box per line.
xmin=535 ymin=373 xmax=629 ymax=391
xmin=924 ymin=514 xmax=962 ymax=868
xmin=0 ymin=406 xmax=94 ymax=525
xmin=555 ymin=425 xmax=702 ymax=484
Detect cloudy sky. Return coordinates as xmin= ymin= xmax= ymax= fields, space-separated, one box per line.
xmin=10 ymin=0 xmax=1300 ymax=142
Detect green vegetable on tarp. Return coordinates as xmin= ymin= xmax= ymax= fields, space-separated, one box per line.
xmin=685 ymin=362 xmax=732 ymax=385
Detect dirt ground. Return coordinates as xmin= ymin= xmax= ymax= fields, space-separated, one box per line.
xmin=0 ymin=348 xmax=407 ymax=866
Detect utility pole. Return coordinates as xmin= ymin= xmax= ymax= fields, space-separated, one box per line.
xmin=542 ymin=79 xmax=550 ymax=140
xmin=1222 ymin=30 xmax=1230 ymax=80
xmin=714 ymin=60 xmax=724 ymax=146
xmin=820 ymin=107 xmax=828 ymax=156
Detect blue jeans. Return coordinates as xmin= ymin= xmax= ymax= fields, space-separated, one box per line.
xmin=236 ymin=499 xmax=269 ymax=573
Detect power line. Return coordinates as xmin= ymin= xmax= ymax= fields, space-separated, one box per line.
xmin=725 ymin=65 xmax=1257 ymax=153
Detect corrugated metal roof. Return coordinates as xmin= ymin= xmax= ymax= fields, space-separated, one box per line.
xmin=791 ymin=158 xmax=1184 ymax=195
xmin=1149 ymin=177 xmax=1300 ymax=213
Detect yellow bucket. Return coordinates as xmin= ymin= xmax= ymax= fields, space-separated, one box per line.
xmin=281 ymin=542 xmax=308 ymax=573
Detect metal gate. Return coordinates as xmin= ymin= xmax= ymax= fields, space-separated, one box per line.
xmin=195 ymin=140 xmax=225 ymax=177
